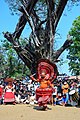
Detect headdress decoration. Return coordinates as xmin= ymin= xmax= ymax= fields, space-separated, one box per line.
xmin=37 ymin=59 xmax=58 ymax=82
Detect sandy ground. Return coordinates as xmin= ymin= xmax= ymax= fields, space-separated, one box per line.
xmin=0 ymin=104 xmax=80 ymax=120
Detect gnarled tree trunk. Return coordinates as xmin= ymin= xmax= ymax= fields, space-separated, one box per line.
xmin=4 ymin=0 xmax=73 ymax=73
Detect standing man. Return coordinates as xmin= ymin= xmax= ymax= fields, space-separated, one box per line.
xmin=62 ymin=81 xmax=69 ymax=105
xmin=52 ymin=84 xmax=57 ymax=105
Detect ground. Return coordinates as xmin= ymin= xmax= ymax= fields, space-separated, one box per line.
xmin=0 ymin=104 xmax=80 ymax=120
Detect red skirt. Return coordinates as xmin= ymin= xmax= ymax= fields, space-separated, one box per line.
xmin=38 ymin=96 xmax=50 ymax=106
xmin=36 ymin=88 xmax=53 ymax=100
xmin=36 ymin=88 xmax=53 ymax=106
xmin=4 ymin=92 xmax=15 ymax=103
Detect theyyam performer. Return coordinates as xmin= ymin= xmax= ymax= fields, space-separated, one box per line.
xmin=30 ymin=59 xmax=58 ymax=110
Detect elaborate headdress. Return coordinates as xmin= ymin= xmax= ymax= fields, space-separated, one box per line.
xmin=37 ymin=59 xmax=58 ymax=82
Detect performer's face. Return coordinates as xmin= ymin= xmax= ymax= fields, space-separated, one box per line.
xmin=40 ymin=72 xmax=46 ymax=78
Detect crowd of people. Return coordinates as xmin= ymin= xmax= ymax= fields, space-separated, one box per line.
xmin=0 ymin=75 xmax=80 ymax=107
xmin=52 ymin=76 xmax=80 ymax=107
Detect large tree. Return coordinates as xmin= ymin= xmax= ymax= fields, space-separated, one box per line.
xmin=67 ymin=16 xmax=80 ymax=75
xmin=3 ymin=0 xmax=80 ymax=74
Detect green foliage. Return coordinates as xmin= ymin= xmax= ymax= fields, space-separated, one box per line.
xmin=67 ymin=16 xmax=80 ymax=75
xmin=0 ymin=46 xmax=6 ymax=78
xmin=0 ymin=39 xmax=31 ymax=78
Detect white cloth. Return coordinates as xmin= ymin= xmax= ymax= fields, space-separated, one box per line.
xmin=53 ymin=86 xmax=57 ymax=95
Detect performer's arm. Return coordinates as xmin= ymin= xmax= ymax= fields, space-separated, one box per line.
xmin=30 ymin=75 xmax=37 ymax=82
xmin=50 ymin=83 xmax=54 ymax=88
xmin=48 ymin=80 xmax=53 ymax=88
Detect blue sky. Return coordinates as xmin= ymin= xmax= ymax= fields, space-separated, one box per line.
xmin=56 ymin=4 xmax=80 ymax=75
xmin=0 ymin=0 xmax=80 ymax=76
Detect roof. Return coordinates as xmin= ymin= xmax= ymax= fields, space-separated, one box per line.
xmin=68 ymin=76 xmax=80 ymax=80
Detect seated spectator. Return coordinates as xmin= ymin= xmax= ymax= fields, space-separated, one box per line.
xmin=15 ymin=92 xmax=21 ymax=104
xmin=57 ymin=94 xmax=67 ymax=106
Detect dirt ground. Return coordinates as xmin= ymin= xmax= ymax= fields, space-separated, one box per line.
xmin=0 ymin=104 xmax=80 ymax=120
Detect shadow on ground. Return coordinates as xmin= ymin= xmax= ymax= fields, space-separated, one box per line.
xmin=33 ymin=105 xmax=52 ymax=111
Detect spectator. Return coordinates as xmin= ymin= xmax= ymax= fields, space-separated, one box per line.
xmin=62 ymin=81 xmax=69 ymax=104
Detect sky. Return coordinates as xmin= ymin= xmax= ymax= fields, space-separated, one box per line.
xmin=0 ymin=0 xmax=80 ymax=76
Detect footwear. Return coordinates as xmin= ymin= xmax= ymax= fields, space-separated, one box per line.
xmin=43 ymin=106 xmax=47 ymax=110
xmin=13 ymin=102 xmax=16 ymax=105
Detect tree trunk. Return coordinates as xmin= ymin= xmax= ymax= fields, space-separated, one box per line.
xmin=4 ymin=0 xmax=73 ymax=74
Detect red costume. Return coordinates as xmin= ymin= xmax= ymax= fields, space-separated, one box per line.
xmin=30 ymin=59 xmax=58 ymax=110
xmin=4 ymin=78 xmax=15 ymax=104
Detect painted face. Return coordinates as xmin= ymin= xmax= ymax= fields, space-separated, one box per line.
xmin=40 ymin=71 xmax=46 ymax=78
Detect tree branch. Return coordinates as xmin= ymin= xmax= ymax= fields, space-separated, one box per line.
xmin=54 ymin=0 xmax=68 ymax=29
xmin=12 ymin=0 xmax=38 ymax=39
xmin=3 ymin=32 xmax=35 ymax=69
xmin=42 ymin=0 xmax=55 ymax=58
xmin=53 ymin=39 xmax=73 ymax=60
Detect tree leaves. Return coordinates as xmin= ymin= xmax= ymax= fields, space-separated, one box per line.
xmin=67 ymin=16 xmax=80 ymax=75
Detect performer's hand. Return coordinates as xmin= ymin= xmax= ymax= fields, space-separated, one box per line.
xmin=45 ymin=74 xmax=50 ymax=79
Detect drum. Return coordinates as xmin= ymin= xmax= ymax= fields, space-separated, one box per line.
xmin=72 ymin=92 xmax=79 ymax=102
xmin=69 ymin=90 xmax=75 ymax=95
xmin=69 ymin=89 xmax=79 ymax=102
